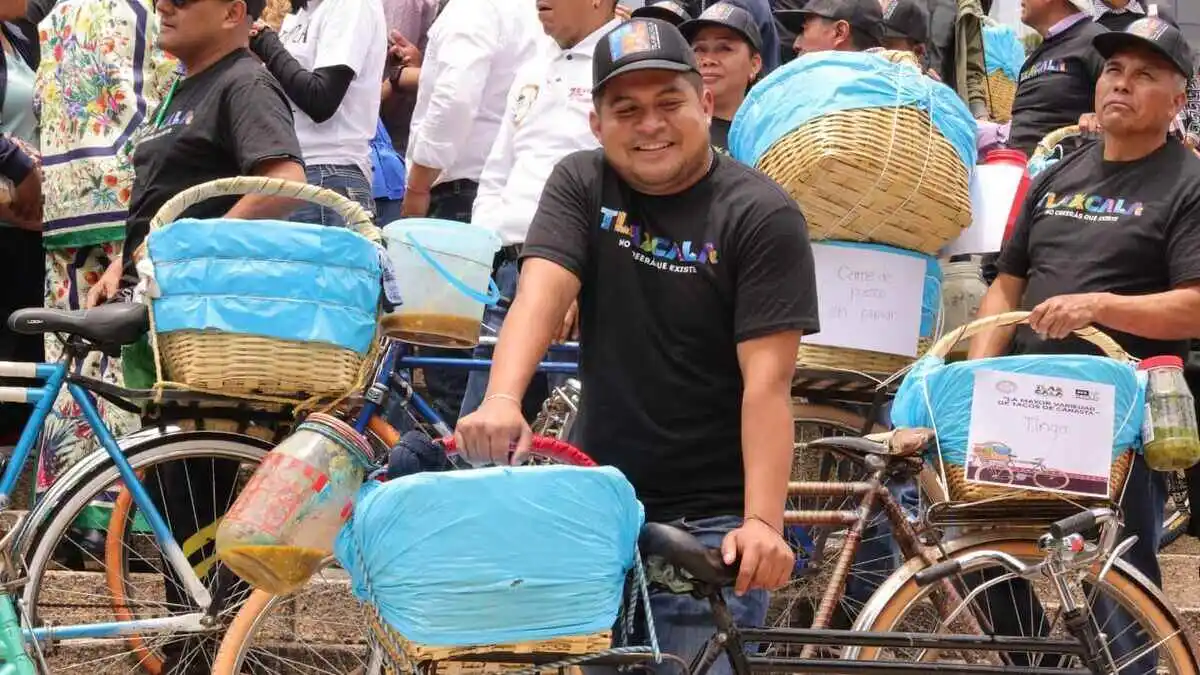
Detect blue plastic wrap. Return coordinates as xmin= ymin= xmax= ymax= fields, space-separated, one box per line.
xmin=983 ymin=23 xmax=1025 ymax=80
xmin=729 ymin=51 xmax=977 ymax=176
xmin=335 ymin=465 xmax=645 ymax=646
xmin=819 ymin=241 xmax=941 ymax=337
xmin=147 ymin=218 xmax=381 ymax=354
xmin=892 ymin=354 xmax=1146 ymax=464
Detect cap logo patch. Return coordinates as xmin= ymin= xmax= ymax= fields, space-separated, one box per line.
xmin=701 ymin=3 xmax=736 ymax=20
xmin=881 ymin=0 xmax=900 ymax=20
xmin=609 ymin=20 xmax=663 ymax=60
xmin=1128 ymin=17 xmax=1169 ymax=41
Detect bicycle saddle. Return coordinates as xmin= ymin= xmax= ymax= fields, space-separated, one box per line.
xmin=638 ymin=523 xmax=737 ymax=588
xmin=8 ymin=303 xmax=149 ymax=347
xmin=806 ymin=427 xmax=934 ymax=458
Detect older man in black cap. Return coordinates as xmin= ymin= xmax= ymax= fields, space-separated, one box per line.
xmin=777 ymin=0 xmax=883 ymax=56
xmin=972 ymin=16 xmax=1198 ymax=668
xmin=681 ymin=2 xmax=763 ymax=151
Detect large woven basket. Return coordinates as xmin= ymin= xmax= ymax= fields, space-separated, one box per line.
xmin=756 ymin=106 xmax=971 ymax=254
xmin=141 ymin=177 xmax=383 ymax=401
xmin=797 ymin=337 xmax=933 ymax=376
xmin=925 ymin=311 xmax=1136 ymax=503
xmin=368 ymin=615 xmax=610 ymax=675
xmin=985 ymin=72 xmax=1016 ymax=123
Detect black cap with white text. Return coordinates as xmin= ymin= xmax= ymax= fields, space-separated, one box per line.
xmin=1093 ymin=16 xmax=1195 ymax=78
xmin=593 ymin=18 xmax=701 ymax=92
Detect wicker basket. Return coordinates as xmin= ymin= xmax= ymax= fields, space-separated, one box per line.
xmin=797 ymin=337 xmax=933 ymax=376
xmin=755 ymin=106 xmax=971 ymax=254
xmin=924 ymin=311 xmax=1136 ymax=503
xmin=368 ymin=615 xmax=611 ymax=675
xmin=985 ymin=71 xmax=1016 ymax=123
xmin=141 ymin=178 xmax=383 ymax=401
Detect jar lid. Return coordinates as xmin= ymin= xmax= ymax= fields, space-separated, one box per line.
xmin=984 ymin=149 xmax=1028 ymax=166
xmin=300 ymin=412 xmax=375 ymax=467
xmin=1138 ymin=355 xmax=1184 ymax=370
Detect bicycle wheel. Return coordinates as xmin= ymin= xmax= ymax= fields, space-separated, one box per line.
xmin=1161 ymin=470 xmax=1191 ymax=549
xmin=1032 ymin=468 xmax=1069 ymax=491
xmin=848 ymin=538 xmax=1200 ymax=673
xmin=211 ymin=438 xmax=596 ymax=675
xmin=19 ymin=432 xmax=271 ymax=674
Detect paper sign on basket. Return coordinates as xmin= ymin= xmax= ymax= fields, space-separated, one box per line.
xmin=965 ymin=369 xmax=1115 ymax=498
xmin=805 ymin=243 xmax=925 ymax=357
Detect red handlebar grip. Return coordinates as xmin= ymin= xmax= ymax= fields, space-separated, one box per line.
xmin=440 ymin=435 xmax=597 ymax=467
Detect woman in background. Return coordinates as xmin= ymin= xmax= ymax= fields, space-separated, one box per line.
xmin=250 ymin=0 xmax=387 ymax=226
xmin=680 ymin=3 xmax=762 ymax=153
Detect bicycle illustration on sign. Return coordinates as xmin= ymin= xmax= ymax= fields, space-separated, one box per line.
xmin=968 ymin=441 xmax=1071 ymax=490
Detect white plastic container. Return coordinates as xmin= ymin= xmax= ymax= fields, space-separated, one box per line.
xmin=944 ymin=149 xmax=1029 ymax=256
xmin=381 ymin=219 xmax=502 ymax=349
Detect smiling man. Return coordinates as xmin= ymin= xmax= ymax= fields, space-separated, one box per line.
xmin=455 ymin=18 xmax=818 ymax=674
xmin=969 ymin=18 xmax=1200 ymax=664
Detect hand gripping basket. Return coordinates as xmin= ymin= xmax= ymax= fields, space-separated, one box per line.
xmin=738 ymin=51 xmax=974 ymax=254
xmin=909 ymin=311 xmax=1136 ymax=504
xmin=139 ymin=177 xmax=383 ymax=402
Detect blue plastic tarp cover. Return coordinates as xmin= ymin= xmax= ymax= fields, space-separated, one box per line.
xmin=892 ymin=354 xmax=1146 ymax=464
xmin=147 ymin=218 xmax=382 ymax=354
xmin=335 ymin=465 xmax=645 ymax=646
xmin=983 ymin=23 xmax=1025 ymax=80
xmin=819 ymin=241 xmax=942 ymax=337
xmin=730 ymin=50 xmax=977 ymax=176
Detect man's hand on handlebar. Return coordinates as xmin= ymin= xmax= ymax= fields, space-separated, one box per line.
xmin=454 ymin=395 xmax=532 ymax=467
xmin=721 ymin=518 xmax=794 ymax=596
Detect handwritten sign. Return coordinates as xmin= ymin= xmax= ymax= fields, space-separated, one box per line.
xmin=943 ymin=164 xmax=1025 ymax=256
xmin=805 ymin=244 xmax=925 ymax=357
xmin=966 ymin=369 xmax=1115 ymax=498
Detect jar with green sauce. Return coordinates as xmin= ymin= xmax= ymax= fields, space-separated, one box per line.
xmin=1139 ymin=355 xmax=1200 ymax=471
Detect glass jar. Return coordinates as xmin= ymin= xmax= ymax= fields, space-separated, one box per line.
xmin=216 ymin=413 xmax=373 ymax=594
xmin=1139 ymin=355 xmax=1200 ymax=471
xmin=939 ymin=257 xmax=987 ymax=355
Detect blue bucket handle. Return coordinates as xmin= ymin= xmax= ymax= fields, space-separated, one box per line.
xmin=405 ymin=230 xmax=501 ymax=307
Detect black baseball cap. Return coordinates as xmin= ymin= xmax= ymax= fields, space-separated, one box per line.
xmin=680 ymin=2 xmax=764 ymax=53
xmin=880 ymin=0 xmax=928 ymax=44
xmin=776 ymin=0 xmax=884 ymax=46
xmin=1093 ymin=16 xmax=1195 ymax=79
xmin=630 ymin=0 xmax=692 ymax=26
xmin=593 ymin=18 xmax=700 ymax=92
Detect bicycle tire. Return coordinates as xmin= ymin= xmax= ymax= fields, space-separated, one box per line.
xmin=19 ymin=433 xmax=272 ymax=672
xmin=847 ymin=537 xmax=1200 ymax=672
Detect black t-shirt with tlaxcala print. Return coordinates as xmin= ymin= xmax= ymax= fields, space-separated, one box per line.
xmin=521 ymin=149 xmax=820 ymax=522
xmin=120 ymin=48 xmax=302 ymax=284
xmin=1008 ymin=19 xmax=1107 ymax=156
xmin=997 ymin=139 xmax=1200 ymax=361
xmin=711 ymin=117 xmax=732 ymax=154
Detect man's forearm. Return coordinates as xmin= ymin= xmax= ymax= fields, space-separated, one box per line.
xmin=406 ymin=163 xmax=442 ymax=196
xmin=740 ymin=381 xmax=794 ymax=532
xmin=1094 ymin=289 xmax=1200 ymax=341
xmin=225 ymin=159 xmax=305 ymax=219
xmin=967 ymin=282 xmax=1021 ymax=359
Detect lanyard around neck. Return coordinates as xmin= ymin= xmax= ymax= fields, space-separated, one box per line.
xmin=154 ymin=78 xmax=181 ymax=128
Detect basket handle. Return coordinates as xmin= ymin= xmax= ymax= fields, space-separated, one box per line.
xmin=1030 ymin=125 xmax=1082 ymax=165
xmin=925 ymin=311 xmax=1132 ymax=362
xmin=148 ymin=177 xmax=381 ymax=244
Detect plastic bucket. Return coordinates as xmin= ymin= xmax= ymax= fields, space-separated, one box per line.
xmin=381 ymin=219 xmax=502 ymax=349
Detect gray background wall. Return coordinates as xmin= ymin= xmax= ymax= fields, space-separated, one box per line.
xmin=1153 ymin=0 xmax=1199 ymax=48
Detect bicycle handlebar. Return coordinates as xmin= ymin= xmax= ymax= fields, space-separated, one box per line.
xmin=476 ymin=336 xmax=580 ymax=350
xmin=438 ymin=435 xmax=596 ymax=467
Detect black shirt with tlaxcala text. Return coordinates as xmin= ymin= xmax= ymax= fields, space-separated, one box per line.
xmin=1008 ymin=18 xmax=1107 ymax=156
xmin=522 ymin=150 xmax=820 ymax=522
xmin=997 ymin=139 xmax=1200 ymax=361
xmin=121 ymin=48 xmax=303 ymax=284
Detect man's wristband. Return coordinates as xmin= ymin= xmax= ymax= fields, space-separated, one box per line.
xmin=744 ymin=514 xmax=783 ymax=537
xmin=389 ymin=65 xmax=406 ymax=90
xmin=483 ymin=393 xmax=522 ymax=408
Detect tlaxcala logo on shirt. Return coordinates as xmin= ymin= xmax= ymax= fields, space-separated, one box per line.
xmin=1037 ymin=191 xmax=1146 ymax=223
xmin=599 ymin=206 xmax=719 ymax=274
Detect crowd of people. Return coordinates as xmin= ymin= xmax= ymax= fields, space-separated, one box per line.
xmin=0 ymin=0 xmax=1194 ymax=670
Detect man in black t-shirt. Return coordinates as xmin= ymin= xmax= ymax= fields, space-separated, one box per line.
xmin=971 ymin=18 xmax=1197 ymax=666
xmin=455 ymin=18 xmax=819 ymax=673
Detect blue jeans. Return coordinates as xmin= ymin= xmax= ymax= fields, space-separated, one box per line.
xmin=375 ymin=197 xmax=402 ymax=227
xmin=587 ymin=516 xmax=769 ymax=675
xmin=459 ymin=260 xmax=578 ymax=435
xmin=291 ymin=164 xmax=375 ymax=226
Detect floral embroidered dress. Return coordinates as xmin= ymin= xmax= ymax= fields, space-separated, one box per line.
xmin=34 ymin=0 xmax=176 ymax=504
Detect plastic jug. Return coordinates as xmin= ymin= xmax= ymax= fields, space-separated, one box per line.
xmin=381 ymin=219 xmax=502 ymax=349
xmin=954 ymin=149 xmax=1028 ymax=255
xmin=1139 ymin=355 xmax=1200 ymax=471
xmin=216 ymin=413 xmax=373 ymax=594
xmin=990 ymin=149 xmax=1032 ymax=245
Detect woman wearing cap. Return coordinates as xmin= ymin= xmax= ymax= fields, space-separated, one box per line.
xmin=630 ymin=0 xmax=692 ymax=25
xmin=680 ymin=2 xmax=763 ymax=152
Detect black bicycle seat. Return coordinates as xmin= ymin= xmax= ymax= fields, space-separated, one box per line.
xmin=8 ymin=303 xmax=149 ymax=347
xmin=638 ymin=523 xmax=737 ymax=587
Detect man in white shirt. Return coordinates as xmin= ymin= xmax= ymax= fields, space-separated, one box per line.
xmin=402 ymin=0 xmax=541 ymax=222
xmin=459 ymin=0 xmax=622 ymax=421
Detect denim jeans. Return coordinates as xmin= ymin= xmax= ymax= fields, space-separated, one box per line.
xmin=291 ymin=163 xmax=375 ymax=226
xmin=375 ymin=197 xmax=402 ymax=227
xmin=458 ymin=260 xmax=578 ymax=437
xmin=586 ymin=515 xmax=769 ymax=675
